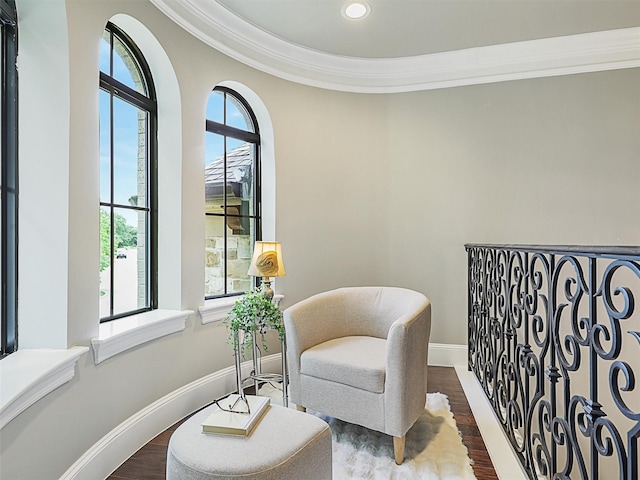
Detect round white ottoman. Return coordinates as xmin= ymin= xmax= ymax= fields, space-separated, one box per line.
xmin=166 ymin=403 xmax=332 ymax=480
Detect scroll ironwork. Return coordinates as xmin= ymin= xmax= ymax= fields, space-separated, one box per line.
xmin=466 ymin=244 xmax=640 ymax=480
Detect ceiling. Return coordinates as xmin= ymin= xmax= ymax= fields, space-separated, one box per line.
xmin=150 ymin=0 xmax=640 ymax=92
xmin=216 ymin=0 xmax=640 ymax=58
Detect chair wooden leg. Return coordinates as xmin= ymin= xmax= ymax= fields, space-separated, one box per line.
xmin=393 ymin=435 xmax=406 ymax=465
xmin=296 ymin=405 xmax=306 ymax=413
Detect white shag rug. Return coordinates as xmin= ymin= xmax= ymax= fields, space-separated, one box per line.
xmin=258 ymin=383 xmax=477 ymax=480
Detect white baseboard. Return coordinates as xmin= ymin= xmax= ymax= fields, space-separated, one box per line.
xmin=60 ymin=355 xmax=283 ymax=480
xmin=62 ymin=343 xmax=467 ymax=480
xmin=455 ymin=367 xmax=529 ymax=480
xmin=428 ymin=343 xmax=468 ymax=367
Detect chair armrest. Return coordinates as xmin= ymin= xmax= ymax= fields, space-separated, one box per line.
xmin=283 ymin=290 xmax=350 ymax=357
xmin=284 ymin=290 xmax=350 ymax=404
xmin=384 ymin=299 xmax=431 ymax=437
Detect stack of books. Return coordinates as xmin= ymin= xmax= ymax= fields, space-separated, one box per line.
xmin=201 ymin=395 xmax=270 ymax=436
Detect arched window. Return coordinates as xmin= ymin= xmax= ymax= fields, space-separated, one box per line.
xmin=0 ymin=0 xmax=17 ymax=357
xmin=99 ymin=22 xmax=157 ymax=321
xmin=205 ymin=87 xmax=260 ymax=298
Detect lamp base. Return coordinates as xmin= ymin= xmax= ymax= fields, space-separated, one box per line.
xmin=261 ymin=278 xmax=274 ymax=300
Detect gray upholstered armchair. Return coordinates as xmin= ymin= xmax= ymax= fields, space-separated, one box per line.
xmin=284 ymin=286 xmax=431 ymax=464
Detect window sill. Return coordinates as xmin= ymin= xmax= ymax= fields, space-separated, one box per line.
xmin=91 ymin=309 xmax=193 ymax=364
xmin=198 ymin=297 xmax=238 ymax=325
xmin=198 ymin=294 xmax=283 ymax=325
xmin=0 ymin=346 xmax=89 ymax=429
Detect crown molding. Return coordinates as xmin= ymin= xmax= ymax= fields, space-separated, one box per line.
xmin=150 ymin=0 xmax=640 ymax=93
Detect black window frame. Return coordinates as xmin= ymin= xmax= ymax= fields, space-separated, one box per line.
xmin=205 ymin=86 xmax=261 ymax=300
xmin=99 ymin=22 xmax=158 ymax=322
xmin=1 ymin=0 xmax=18 ymax=357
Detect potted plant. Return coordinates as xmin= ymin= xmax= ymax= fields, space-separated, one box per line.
xmin=224 ymin=288 xmax=284 ymax=356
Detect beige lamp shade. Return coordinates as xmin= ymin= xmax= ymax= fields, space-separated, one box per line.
xmin=247 ymin=241 xmax=286 ymax=278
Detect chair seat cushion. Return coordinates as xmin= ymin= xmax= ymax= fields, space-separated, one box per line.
xmin=300 ymin=336 xmax=386 ymax=393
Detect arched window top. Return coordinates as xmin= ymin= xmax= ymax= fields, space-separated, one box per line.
xmin=206 ymin=87 xmax=257 ymax=134
xmin=100 ymin=22 xmax=153 ymax=98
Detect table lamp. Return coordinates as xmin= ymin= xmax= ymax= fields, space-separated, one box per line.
xmin=248 ymin=241 xmax=286 ymax=299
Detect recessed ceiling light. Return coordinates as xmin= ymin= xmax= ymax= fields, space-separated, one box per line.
xmin=342 ymin=2 xmax=370 ymax=20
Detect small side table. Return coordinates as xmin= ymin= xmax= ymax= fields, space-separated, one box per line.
xmin=234 ymin=329 xmax=288 ymax=406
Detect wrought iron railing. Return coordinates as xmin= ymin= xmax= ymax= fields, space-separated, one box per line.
xmin=465 ymin=244 xmax=640 ymax=480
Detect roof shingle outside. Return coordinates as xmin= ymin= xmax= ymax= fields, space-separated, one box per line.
xmin=205 ymin=143 xmax=252 ymax=185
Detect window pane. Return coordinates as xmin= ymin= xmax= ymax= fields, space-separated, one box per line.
xmin=99 ymin=30 xmax=110 ymax=75
xmin=112 ymin=34 xmax=145 ymax=94
xmin=99 ymin=207 xmax=112 ymax=319
xmin=227 ymin=227 xmax=254 ymax=295
xmin=99 ymin=22 xmax=156 ymax=322
xmin=1 ymin=9 xmax=17 ymax=355
xmin=113 ymin=97 xmax=147 ymax=207
xmin=0 ymin=22 xmax=3 ymax=143
xmin=226 ymin=95 xmax=254 ymax=132
xmin=112 ymin=207 xmax=147 ymax=315
xmin=204 ymin=89 xmax=259 ymax=300
xmin=204 ymin=215 xmax=254 ymax=297
xmin=205 ymin=132 xmax=224 ymax=214
xmin=226 ymin=139 xmax=255 ymax=218
xmin=0 ymin=180 xmax=2 ymax=346
xmin=205 ymin=215 xmax=224 ymax=297
xmin=206 ymin=91 xmax=224 ymax=124
xmin=99 ymin=89 xmax=111 ymax=203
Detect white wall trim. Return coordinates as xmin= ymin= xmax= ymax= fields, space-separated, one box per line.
xmin=90 ymin=309 xmax=193 ymax=364
xmin=60 ymin=354 xmax=283 ymax=480
xmin=199 ymin=294 xmax=282 ymax=325
xmin=149 ymin=0 xmax=640 ymax=93
xmin=0 ymin=347 xmax=89 ymax=430
xmin=199 ymin=297 xmax=237 ymax=325
xmin=428 ymin=343 xmax=468 ymax=367
xmin=456 ymin=367 xmax=529 ymax=480
xmin=62 ymin=342 xmax=463 ymax=479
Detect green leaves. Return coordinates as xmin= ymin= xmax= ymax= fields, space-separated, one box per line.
xmin=224 ymin=288 xmax=284 ymax=355
xmin=99 ymin=208 xmax=138 ymax=272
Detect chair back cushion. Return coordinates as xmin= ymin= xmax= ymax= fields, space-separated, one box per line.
xmin=330 ymin=286 xmax=428 ymax=339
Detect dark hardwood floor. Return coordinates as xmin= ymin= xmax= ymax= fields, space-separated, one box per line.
xmin=428 ymin=366 xmax=498 ymax=480
xmin=108 ymin=366 xmax=498 ymax=479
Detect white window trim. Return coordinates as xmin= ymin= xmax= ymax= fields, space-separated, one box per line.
xmin=199 ymin=294 xmax=283 ymax=325
xmin=90 ymin=309 xmax=193 ymax=364
xmin=0 ymin=346 xmax=89 ymax=430
xmin=199 ymin=297 xmax=238 ymax=325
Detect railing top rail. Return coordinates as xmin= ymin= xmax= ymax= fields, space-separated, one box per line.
xmin=464 ymin=243 xmax=640 ymax=259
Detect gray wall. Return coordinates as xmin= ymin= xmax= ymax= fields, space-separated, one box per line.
xmin=275 ymin=70 xmax=640 ymax=345
xmin=381 ymin=72 xmax=640 ymax=344
xmin=1 ymin=0 xmax=638 ymax=478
